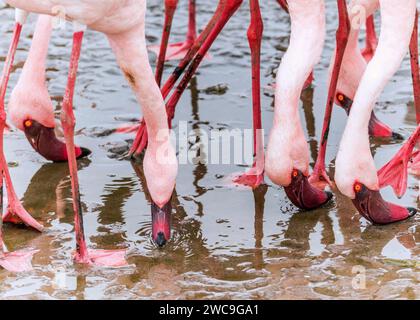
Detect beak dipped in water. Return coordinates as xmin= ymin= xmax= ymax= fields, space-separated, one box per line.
xmin=151 ymin=201 xmax=172 ymax=247
xmin=23 ymin=119 xmax=91 ymax=162
xmin=284 ymin=169 xmax=333 ymax=210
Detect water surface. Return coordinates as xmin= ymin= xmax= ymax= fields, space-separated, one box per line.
xmin=0 ymin=1 xmax=418 ymax=300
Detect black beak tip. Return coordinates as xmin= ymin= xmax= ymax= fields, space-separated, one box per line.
xmin=79 ymin=147 xmax=92 ymax=159
xmin=407 ymin=207 xmax=417 ymax=218
xmin=155 ymin=232 xmax=167 ymax=248
xmin=391 ymin=132 xmax=404 ymax=140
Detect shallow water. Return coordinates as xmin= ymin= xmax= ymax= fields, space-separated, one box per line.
xmin=0 ymin=1 xmax=419 ymax=300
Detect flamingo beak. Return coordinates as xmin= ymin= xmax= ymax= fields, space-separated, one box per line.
xmin=23 ymin=119 xmax=91 ymax=162
xmin=336 ymin=93 xmax=403 ymax=140
xmin=336 ymin=93 xmax=353 ymax=115
xmin=284 ymin=169 xmax=333 ymax=210
xmin=151 ymin=201 xmax=171 ymax=247
xmin=352 ymin=183 xmax=417 ymax=224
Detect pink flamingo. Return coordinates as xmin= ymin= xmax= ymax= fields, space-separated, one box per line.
xmin=335 ymin=0 xmax=418 ymax=224
xmin=8 ymin=15 xmax=91 ymax=163
xmin=310 ymin=0 xmax=417 ymax=188
xmin=265 ymin=0 xmax=334 ymax=210
xmin=3 ymin=0 xmax=177 ymax=264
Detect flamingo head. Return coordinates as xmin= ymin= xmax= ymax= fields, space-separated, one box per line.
xmin=335 ymin=92 xmax=403 ymax=140
xmin=352 ymin=182 xmax=417 ymax=224
xmin=284 ymin=169 xmax=333 ymax=210
xmin=151 ymin=201 xmax=172 ymax=247
xmin=23 ymin=119 xmax=91 ymax=162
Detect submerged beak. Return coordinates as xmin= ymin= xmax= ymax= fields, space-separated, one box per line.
xmin=352 ymin=183 xmax=417 ymax=224
xmin=284 ymin=169 xmax=333 ymax=210
xmin=151 ymin=201 xmax=171 ymax=247
xmin=23 ymin=119 xmax=91 ymax=162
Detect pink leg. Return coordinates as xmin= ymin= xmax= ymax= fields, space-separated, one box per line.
xmin=309 ymin=0 xmax=350 ymax=189
xmin=0 ymin=171 xmax=39 ymax=272
xmin=130 ymin=0 xmax=243 ymax=158
xmin=165 ymin=0 xmax=244 ymax=126
xmin=409 ymin=10 xmax=420 ymax=124
xmin=0 ymin=22 xmax=43 ymax=231
xmin=150 ymin=0 xmax=200 ymax=62
xmin=61 ymin=30 xmax=127 ymax=267
xmin=155 ymin=0 xmax=179 ymax=87
xmin=129 ymin=0 xmax=227 ymax=159
xmin=233 ymin=0 xmax=264 ymax=188
xmin=378 ymin=125 xmax=420 ymax=198
xmin=361 ymin=15 xmax=378 ymax=62
xmin=276 ymin=0 xmax=289 ymax=13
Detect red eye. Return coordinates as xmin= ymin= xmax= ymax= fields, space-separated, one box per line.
xmin=24 ymin=119 xmax=33 ymax=128
xmin=337 ymin=93 xmax=345 ymax=103
xmin=354 ymin=182 xmax=362 ymax=193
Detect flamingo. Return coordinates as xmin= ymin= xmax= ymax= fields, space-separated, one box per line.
xmin=332 ymin=1 xmax=402 ymax=140
xmin=265 ymin=0 xmax=339 ymax=210
xmin=8 ymin=15 xmax=91 ymax=163
xmin=335 ymin=0 xmax=418 ymax=224
xmin=310 ymin=0 xmax=420 ymax=187
xmin=3 ymin=0 xmax=177 ymax=265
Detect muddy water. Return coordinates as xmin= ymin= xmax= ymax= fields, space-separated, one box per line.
xmin=0 ymin=1 xmax=419 ymax=300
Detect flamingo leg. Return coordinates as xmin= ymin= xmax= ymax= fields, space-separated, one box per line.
xmin=129 ymin=0 xmax=227 ymax=159
xmin=165 ymin=0 xmax=244 ymax=126
xmin=409 ymin=10 xmax=420 ymax=124
xmin=0 ymin=18 xmax=43 ymax=232
xmin=155 ymin=0 xmax=179 ymax=87
xmin=276 ymin=0 xmax=289 ymax=13
xmin=233 ymin=0 xmax=264 ymax=188
xmin=150 ymin=0 xmax=199 ymax=62
xmin=309 ymin=0 xmax=350 ymax=188
xmin=130 ymin=0 xmax=243 ymax=159
xmin=61 ymin=29 xmax=127 ymax=267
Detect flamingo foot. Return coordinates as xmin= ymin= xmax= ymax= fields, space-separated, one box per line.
xmin=309 ymin=166 xmax=333 ymax=190
xmin=151 ymin=202 xmax=171 ymax=248
xmin=73 ymin=249 xmax=128 ymax=267
xmin=377 ymin=130 xmax=419 ymax=198
xmin=149 ymin=41 xmax=209 ymax=61
xmin=284 ymin=169 xmax=333 ymax=210
xmin=409 ymin=150 xmax=420 ymax=175
xmin=3 ymin=200 xmax=43 ymax=232
xmin=352 ymin=183 xmax=417 ymax=225
xmin=0 ymin=249 xmax=39 ymax=272
xmin=23 ymin=119 xmax=91 ymax=162
xmin=115 ymin=123 xmax=141 ymax=134
xmin=232 ymin=166 xmax=265 ymax=189
xmin=129 ymin=123 xmax=148 ymax=160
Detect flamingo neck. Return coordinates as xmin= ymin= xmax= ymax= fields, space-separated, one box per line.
xmin=21 ymin=15 xmax=53 ymax=81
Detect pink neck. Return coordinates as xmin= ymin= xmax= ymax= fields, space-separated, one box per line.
xmin=21 ymin=15 xmax=53 ymax=80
